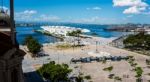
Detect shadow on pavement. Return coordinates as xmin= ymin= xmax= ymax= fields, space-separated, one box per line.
xmin=24 ymin=71 xmax=44 ymax=82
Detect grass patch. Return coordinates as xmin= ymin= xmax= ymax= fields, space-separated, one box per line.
xmin=56 ymin=43 xmax=84 ymax=49
xmin=84 ymin=75 xmax=91 ymax=80
xmin=103 ymin=66 xmax=113 ymax=72
xmin=56 ymin=43 xmax=72 ymax=49
xmin=114 ymin=76 xmax=122 ymax=81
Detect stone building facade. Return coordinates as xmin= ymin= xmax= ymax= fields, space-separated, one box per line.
xmin=0 ymin=3 xmax=25 ymax=82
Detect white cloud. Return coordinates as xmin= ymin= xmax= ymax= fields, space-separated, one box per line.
xmin=71 ymin=17 xmax=119 ymax=24
xmin=16 ymin=10 xmax=37 ymax=16
xmin=15 ymin=10 xmax=37 ymax=19
xmin=23 ymin=10 xmax=37 ymax=14
xmin=37 ymin=14 xmax=61 ymax=21
xmin=123 ymin=6 xmax=140 ymax=14
xmin=0 ymin=6 xmax=8 ymax=11
xmin=113 ymin=0 xmax=148 ymax=7
xmin=143 ymin=12 xmax=150 ymax=15
xmin=113 ymin=0 xmax=149 ymax=14
xmin=86 ymin=8 xmax=90 ymax=10
xmin=73 ymin=16 xmax=101 ymax=24
xmin=123 ymin=6 xmax=148 ymax=14
xmin=127 ymin=15 xmax=133 ymax=18
xmin=82 ymin=16 xmax=100 ymax=23
xmin=15 ymin=10 xmax=61 ymax=22
xmin=86 ymin=7 xmax=101 ymax=10
xmin=93 ymin=7 xmax=102 ymax=10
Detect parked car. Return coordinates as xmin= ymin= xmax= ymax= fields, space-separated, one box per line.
xmin=36 ymin=52 xmax=49 ymax=57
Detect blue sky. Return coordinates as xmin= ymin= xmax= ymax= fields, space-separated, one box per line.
xmin=1 ymin=0 xmax=150 ymax=24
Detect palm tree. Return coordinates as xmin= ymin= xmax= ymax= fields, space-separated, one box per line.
xmin=76 ymin=30 xmax=82 ymax=46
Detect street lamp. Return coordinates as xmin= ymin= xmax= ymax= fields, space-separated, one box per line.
xmin=96 ymin=41 xmax=98 ymax=53
xmin=10 ymin=0 xmax=16 ymax=46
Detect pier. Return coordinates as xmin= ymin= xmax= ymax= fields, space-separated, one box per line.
xmin=34 ymin=30 xmax=64 ymax=40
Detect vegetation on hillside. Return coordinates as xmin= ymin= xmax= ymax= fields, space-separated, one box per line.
xmin=123 ymin=33 xmax=150 ymax=50
xmin=123 ymin=33 xmax=150 ymax=56
xmin=67 ymin=30 xmax=82 ymax=37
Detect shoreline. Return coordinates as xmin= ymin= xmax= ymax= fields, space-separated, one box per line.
xmin=21 ymin=38 xmax=150 ymax=82
xmin=19 ymin=34 xmax=118 ymax=46
xmin=16 ymin=25 xmax=129 ymax=45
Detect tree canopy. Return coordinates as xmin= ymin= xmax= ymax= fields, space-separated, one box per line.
xmin=67 ymin=30 xmax=82 ymax=36
xmin=24 ymin=36 xmax=42 ymax=55
xmin=37 ymin=61 xmax=72 ymax=82
xmin=135 ymin=67 xmax=143 ymax=78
